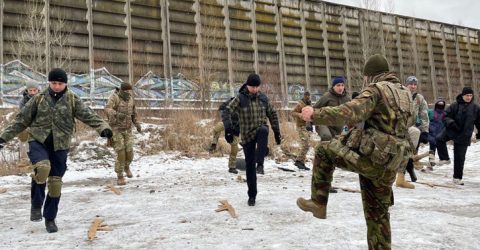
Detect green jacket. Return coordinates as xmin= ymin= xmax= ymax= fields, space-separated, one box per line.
xmin=313 ymin=88 xmax=350 ymax=135
xmin=104 ymin=90 xmax=139 ymax=132
xmin=222 ymin=84 xmax=280 ymax=145
xmin=0 ymin=88 xmax=111 ymax=151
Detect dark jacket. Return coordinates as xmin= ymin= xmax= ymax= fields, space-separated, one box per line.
xmin=428 ymin=99 xmax=445 ymax=144
xmin=443 ymin=94 xmax=480 ymax=146
xmin=219 ymin=97 xmax=239 ymax=134
xmin=313 ymin=88 xmax=350 ymax=135
xmin=19 ymin=90 xmax=33 ymax=109
xmin=222 ymin=83 xmax=280 ymax=145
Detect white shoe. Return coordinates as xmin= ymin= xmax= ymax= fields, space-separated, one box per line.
xmin=437 ymin=159 xmax=451 ymax=166
xmin=453 ymin=178 xmax=464 ymax=185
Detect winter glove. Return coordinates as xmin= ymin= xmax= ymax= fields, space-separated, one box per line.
xmin=419 ymin=132 xmax=429 ymax=144
xmin=305 ymin=122 xmax=313 ymax=132
xmin=135 ymin=123 xmax=142 ymax=133
xmin=224 ymin=127 xmax=234 ymax=144
xmin=100 ymin=128 xmax=113 ymax=138
xmin=0 ymin=138 xmax=5 ymax=149
xmin=448 ymin=122 xmax=460 ymax=132
xmin=274 ymin=131 xmax=282 ymax=145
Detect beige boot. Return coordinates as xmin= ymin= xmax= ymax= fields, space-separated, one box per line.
xmin=296 ymin=197 xmax=327 ymax=219
xmin=125 ymin=166 xmax=133 ymax=178
xmin=396 ymin=173 xmax=415 ymax=189
xmin=117 ymin=175 xmax=126 ymax=185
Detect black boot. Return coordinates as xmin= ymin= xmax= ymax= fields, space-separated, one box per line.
xmin=406 ymin=159 xmax=417 ymax=182
xmin=45 ymin=220 xmax=58 ymax=233
xmin=294 ymin=160 xmax=310 ymax=170
xmin=256 ymin=164 xmax=264 ymax=175
xmin=228 ymin=168 xmax=238 ymax=174
xmin=248 ymin=197 xmax=255 ymax=206
xmin=30 ymin=207 xmax=42 ymax=222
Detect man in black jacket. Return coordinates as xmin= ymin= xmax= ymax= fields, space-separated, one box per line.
xmin=436 ymin=87 xmax=480 ymax=185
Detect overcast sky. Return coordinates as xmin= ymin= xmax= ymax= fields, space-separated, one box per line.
xmin=324 ymin=0 xmax=480 ymax=29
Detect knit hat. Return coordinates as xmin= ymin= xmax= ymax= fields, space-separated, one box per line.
xmin=26 ymin=82 xmax=39 ymax=89
xmin=48 ymin=68 xmax=68 ymax=83
xmin=363 ymin=54 xmax=389 ymax=76
xmin=332 ymin=76 xmax=345 ymax=87
xmin=304 ymin=91 xmax=310 ymax=96
xmin=245 ymin=73 xmax=261 ymax=86
xmin=121 ymin=82 xmax=133 ymax=91
xmin=461 ymin=86 xmax=474 ymax=96
xmin=405 ymin=76 xmax=418 ymax=85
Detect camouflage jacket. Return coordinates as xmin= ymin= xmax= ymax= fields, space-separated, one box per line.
xmin=222 ymin=83 xmax=280 ymax=145
xmin=313 ymin=88 xmax=351 ymax=134
xmin=0 ymin=87 xmax=111 ymax=151
xmin=104 ymin=90 xmax=139 ymax=131
xmin=312 ymin=73 xmax=415 ymax=139
xmin=291 ymin=98 xmax=311 ymax=127
xmin=412 ymin=92 xmax=429 ymax=133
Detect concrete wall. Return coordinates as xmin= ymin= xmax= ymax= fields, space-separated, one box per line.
xmin=1 ymin=0 xmax=479 ymax=105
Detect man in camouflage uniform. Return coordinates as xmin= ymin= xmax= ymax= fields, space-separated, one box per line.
xmin=0 ymin=68 xmax=112 ymax=233
xmin=222 ymin=73 xmax=281 ymax=206
xmin=297 ymin=54 xmax=415 ymax=250
xmin=18 ymin=82 xmax=41 ymax=160
xmin=209 ymin=97 xmax=240 ymax=174
xmin=291 ymin=91 xmax=312 ymax=170
xmin=105 ymin=83 xmax=141 ymax=185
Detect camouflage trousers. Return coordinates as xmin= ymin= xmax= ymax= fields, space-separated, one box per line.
xmin=295 ymin=126 xmax=310 ymax=163
xmin=311 ymin=139 xmax=396 ymax=250
xmin=112 ymin=130 xmax=134 ymax=176
xmin=211 ymin=121 xmax=239 ymax=168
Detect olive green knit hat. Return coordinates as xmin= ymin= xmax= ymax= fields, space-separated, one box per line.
xmin=363 ymin=54 xmax=389 ymax=76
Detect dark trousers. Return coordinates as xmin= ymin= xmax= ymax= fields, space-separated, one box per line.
xmin=28 ymin=141 xmax=68 ymax=220
xmin=436 ymin=136 xmax=469 ymax=179
xmin=243 ymin=126 xmax=269 ymax=198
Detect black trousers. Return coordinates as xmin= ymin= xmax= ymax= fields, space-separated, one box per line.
xmin=243 ymin=126 xmax=269 ymax=198
xmin=436 ymin=135 xmax=469 ymax=179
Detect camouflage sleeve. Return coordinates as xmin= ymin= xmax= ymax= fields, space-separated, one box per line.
xmin=0 ymin=95 xmax=39 ymax=142
xmin=131 ymin=103 xmax=139 ymax=126
xmin=222 ymin=96 xmax=240 ymax=130
xmin=312 ymin=86 xmax=378 ymax=127
xmin=417 ymin=95 xmax=429 ymax=132
xmin=104 ymin=94 xmax=118 ymax=120
xmin=267 ymin=101 xmax=280 ymax=134
xmin=312 ymin=93 xmax=328 ymax=108
xmin=73 ymin=95 xmax=111 ymax=134
xmin=291 ymin=101 xmax=303 ymax=119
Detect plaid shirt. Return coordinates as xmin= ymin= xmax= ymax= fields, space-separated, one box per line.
xmin=222 ymin=84 xmax=280 ymax=145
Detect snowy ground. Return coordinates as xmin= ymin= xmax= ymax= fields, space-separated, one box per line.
xmin=1 ymin=141 xmax=480 ymax=249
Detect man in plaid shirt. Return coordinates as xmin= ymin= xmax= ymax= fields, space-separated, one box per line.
xmin=222 ymin=73 xmax=281 ymax=206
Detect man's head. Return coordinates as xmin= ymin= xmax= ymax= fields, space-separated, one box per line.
xmin=405 ymin=76 xmax=418 ymax=93
xmin=48 ymin=68 xmax=68 ymax=93
xmin=332 ymin=76 xmax=345 ymax=95
xmin=246 ymin=73 xmax=261 ymax=94
xmin=26 ymin=82 xmax=39 ymax=97
xmin=303 ymin=91 xmax=311 ymax=102
xmin=363 ymin=54 xmax=389 ymax=77
xmin=121 ymin=82 xmax=133 ymax=91
xmin=461 ymin=87 xmax=474 ymax=103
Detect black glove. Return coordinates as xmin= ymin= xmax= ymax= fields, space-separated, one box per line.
xmin=0 ymin=138 xmax=5 ymax=149
xmin=100 ymin=128 xmax=113 ymax=138
xmin=448 ymin=122 xmax=460 ymax=131
xmin=224 ymin=127 xmax=234 ymax=144
xmin=274 ymin=132 xmax=282 ymax=145
xmin=476 ymin=133 xmax=480 ymax=140
xmin=419 ymin=132 xmax=429 ymax=144
xmin=305 ymin=122 xmax=313 ymax=132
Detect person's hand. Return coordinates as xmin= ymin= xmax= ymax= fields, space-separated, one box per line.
xmin=100 ymin=128 xmax=113 ymax=138
xmin=448 ymin=122 xmax=460 ymax=132
xmin=0 ymin=138 xmax=5 ymax=149
xmin=419 ymin=131 xmax=429 ymax=144
xmin=301 ymin=106 xmax=314 ymax=122
xmin=135 ymin=124 xmax=142 ymax=133
xmin=274 ymin=132 xmax=282 ymax=145
xmin=224 ymin=127 xmax=234 ymax=144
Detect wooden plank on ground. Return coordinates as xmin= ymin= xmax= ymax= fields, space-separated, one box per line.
xmin=215 ymin=200 xmax=237 ymax=218
xmin=88 ymin=217 xmax=104 ymax=241
xmin=106 ymin=184 xmax=121 ymax=195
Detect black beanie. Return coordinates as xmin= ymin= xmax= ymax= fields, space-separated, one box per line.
xmin=461 ymin=87 xmax=474 ymax=96
xmin=363 ymin=54 xmax=389 ymax=76
xmin=246 ymin=73 xmax=261 ymax=86
xmin=121 ymin=82 xmax=133 ymax=91
xmin=48 ymin=68 xmax=68 ymax=83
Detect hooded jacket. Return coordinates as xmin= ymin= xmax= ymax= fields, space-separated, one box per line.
xmin=443 ymin=94 xmax=480 ymax=146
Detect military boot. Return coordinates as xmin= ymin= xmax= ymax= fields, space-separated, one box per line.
xmin=125 ymin=166 xmax=133 ymax=178
xmin=395 ymin=173 xmax=415 ymax=189
xmin=45 ymin=220 xmax=58 ymax=233
xmin=30 ymin=207 xmax=42 ymax=222
xmin=294 ymin=160 xmax=310 ymax=171
xmin=248 ymin=197 xmax=255 ymax=206
xmin=256 ymin=164 xmax=264 ymax=175
xmin=117 ymin=175 xmax=126 ymax=185
xmin=406 ymin=159 xmax=417 ymax=182
xmin=228 ymin=168 xmax=238 ymax=174
xmin=296 ymin=198 xmax=327 ymax=219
